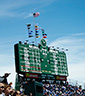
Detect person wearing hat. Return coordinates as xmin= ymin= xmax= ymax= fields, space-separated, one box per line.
xmin=2 ymin=73 xmax=11 ymax=84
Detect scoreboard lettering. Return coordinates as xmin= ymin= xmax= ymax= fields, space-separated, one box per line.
xmin=14 ymin=39 xmax=68 ymax=76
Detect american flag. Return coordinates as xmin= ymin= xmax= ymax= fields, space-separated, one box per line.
xmin=33 ymin=12 xmax=40 ymax=18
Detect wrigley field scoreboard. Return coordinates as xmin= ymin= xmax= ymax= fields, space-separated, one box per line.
xmin=14 ymin=39 xmax=68 ymax=78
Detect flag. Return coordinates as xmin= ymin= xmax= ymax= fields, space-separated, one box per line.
xmin=28 ymin=27 xmax=30 ymax=29
xmin=35 ymin=33 xmax=39 ymax=35
xmin=42 ymin=33 xmax=47 ymax=38
xmin=29 ymin=33 xmax=32 ymax=35
xmin=43 ymin=36 xmax=47 ymax=38
xmin=41 ymin=29 xmax=44 ymax=31
xmin=33 ymin=12 xmax=40 ymax=18
xmin=42 ymin=34 xmax=47 ymax=36
xmin=27 ymin=24 xmax=31 ymax=27
xmin=28 ymin=30 xmax=33 ymax=38
xmin=35 ymin=25 xmax=40 ymax=38
xmin=41 ymin=28 xmax=47 ymax=38
xmin=29 ymin=35 xmax=33 ymax=37
xmin=35 ymin=31 xmax=38 ymax=33
xmin=27 ymin=24 xmax=31 ymax=29
xmin=35 ymin=25 xmax=38 ymax=28
xmin=35 ymin=25 xmax=40 ymax=30
xmin=41 ymin=29 xmax=45 ymax=33
xmin=35 ymin=28 xmax=40 ymax=30
xmin=36 ymin=36 xmax=40 ymax=38
xmin=42 ymin=31 xmax=44 ymax=33
xmin=28 ymin=30 xmax=33 ymax=34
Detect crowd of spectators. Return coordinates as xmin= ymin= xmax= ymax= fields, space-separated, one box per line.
xmin=43 ymin=82 xmax=85 ymax=96
xmin=0 ymin=72 xmax=27 ymax=96
xmin=0 ymin=72 xmax=85 ymax=96
xmin=0 ymin=82 xmax=22 ymax=96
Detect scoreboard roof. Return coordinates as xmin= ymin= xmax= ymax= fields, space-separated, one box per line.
xmin=14 ymin=39 xmax=69 ymax=76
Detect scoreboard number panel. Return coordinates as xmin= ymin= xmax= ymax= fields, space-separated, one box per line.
xmin=14 ymin=39 xmax=68 ymax=76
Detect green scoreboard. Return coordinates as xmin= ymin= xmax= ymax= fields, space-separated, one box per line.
xmin=14 ymin=39 xmax=68 ymax=76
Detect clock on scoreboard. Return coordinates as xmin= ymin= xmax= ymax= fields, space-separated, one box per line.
xmin=14 ymin=39 xmax=68 ymax=76
xmin=40 ymin=39 xmax=47 ymax=48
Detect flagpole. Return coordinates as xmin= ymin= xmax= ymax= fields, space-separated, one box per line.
xmin=27 ymin=24 xmax=31 ymax=44
xmin=28 ymin=27 xmax=29 ymax=43
xmin=33 ymin=14 xmax=37 ymax=45
xmin=33 ymin=13 xmax=37 ymax=72
xmin=26 ymin=24 xmax=29 ymax=44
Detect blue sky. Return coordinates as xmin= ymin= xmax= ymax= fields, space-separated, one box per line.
xmin=0 ymin=0 xmax=85 ymax=88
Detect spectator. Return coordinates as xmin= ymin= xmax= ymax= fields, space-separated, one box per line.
xmin=4 ymin=84 xmax=12 ymax=96
xmin=43 ymin=83 xmax=85 ymax=96
xmin=29 ymin=93 xmax=32 ymax=96
xmin=0 ymin=83 xmax=4 ymax=96
xmin=10 ymin=89 xmax=15 ymax=96
xmin=2 ymin=73 xmax=11 ymax=84
xmin=13 ymin=90 xmax=21 ymax=96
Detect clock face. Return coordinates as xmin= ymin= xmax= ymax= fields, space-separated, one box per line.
xmin=40 ymin=39 xmax=47 ymax=47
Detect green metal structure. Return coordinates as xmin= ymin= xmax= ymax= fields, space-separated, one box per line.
xmin=14 ymin=39 xmax=68 ymax=76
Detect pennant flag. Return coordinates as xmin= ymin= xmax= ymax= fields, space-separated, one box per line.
xmin=27 ymin=24 xmax=31 ymax=27
xmin=41 ymin=29 xmax=45 ymax=33
xmin=29 ymin=32 xmax=32 ymax=35
xmin=41 ymin=28 xmax=47 ymax=38
xmin=27 ymin=24 xmax=31 ymax=29
xmin=41 ymin=29 xmax=44 ymax=32
xmin=33 ymin=12 xmax=40 ymax=18
xmin=35 ymin=25 xmax=38 ymax=28
xmin=35 ymin=25 xmax=40 ymax=38
xmin=35 ymin=28 xmax=40 ymax=30
xmin=35 ymin=25 xmax=40 ymax=31
xmin=28 ymin=30 xmax=33 ymax=34
xmin=42 ymin=34 xmax=47 ymax=36
xmin=28 ymin=27 xmax=30 ymax=29
xmin=28 ymin=31 xmax=33 ymax=38
xmin=35 ymin=33 xmax=39 ymax=35
xmin=29 ymin=35 xmax=33 ymax=37
xmin=36 ymin=36 xmax=40 ymax=38
xmin=43 ymin=36 xmax=47 ymax=38
xmin=42 ymin=31 xmax=44 ymax=33
xmin=35 ymin=31 xmax=38 ymax=33
xmin=26 ymin=24 xmax=33 ymax=38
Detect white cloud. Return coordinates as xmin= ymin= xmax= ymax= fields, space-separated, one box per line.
xmin=24 ymin=13 xmax=33 ymax=19
xmin=68 ymin=63 xmax=85 ymax=81
xmin=0 ymin=0 xmax=57 ymax=18
xmin=0 ymin=0 xmax=32 ymax=17
xmin=72 ymin=33 xmax=85 ymax=36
